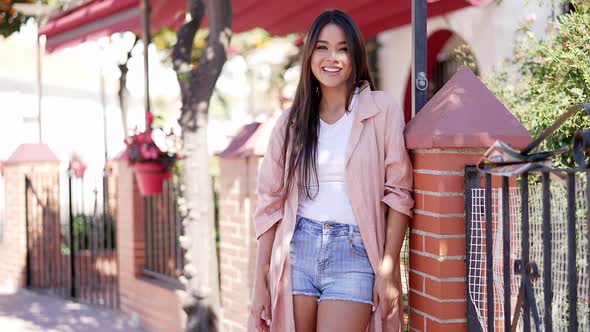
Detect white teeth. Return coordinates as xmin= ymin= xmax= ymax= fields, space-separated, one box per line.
xmin=323 ymin=67 xmax=341 ymax=72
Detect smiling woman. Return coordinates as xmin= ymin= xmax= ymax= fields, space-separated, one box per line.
xmin=249 ymin=9 xmax=414 ymax=332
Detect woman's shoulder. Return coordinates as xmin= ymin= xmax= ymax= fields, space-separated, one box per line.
xmin=264 ymin=108 xmax=293 ymax=137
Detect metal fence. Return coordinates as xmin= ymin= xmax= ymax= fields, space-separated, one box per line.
xmin=465 ymin=167 xmax=589 ymax=332
xmin=143 ymin=177 xmax=184 ymax=285
xmin=25 ymin=169 xmax=119 ymax=308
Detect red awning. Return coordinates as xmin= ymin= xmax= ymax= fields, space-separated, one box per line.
xmin=40 ymin=0 xmax=492 ymax=52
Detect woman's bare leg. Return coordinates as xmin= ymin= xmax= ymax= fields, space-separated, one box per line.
xmin=316 ymin=300 xmax=372 ymax=332
xmin=293 ymin=295 xmax=319 ymax=332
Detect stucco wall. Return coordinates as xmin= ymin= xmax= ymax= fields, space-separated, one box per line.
xmin=377 ymin=1 xmax=555 ymax=106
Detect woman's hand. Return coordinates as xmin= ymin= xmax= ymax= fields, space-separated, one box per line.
xmin=372 ymin=256 xmax=400 ymax=320
xmin=250 ymin=277 xmax=272 ymax=332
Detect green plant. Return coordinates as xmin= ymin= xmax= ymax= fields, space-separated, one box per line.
xmin=69 ymin=213 xmax=116 ymax=251
xmin=484 ymin=0 xmax=590 ymax=168
xmin=0 ymin=0 xmax=34 ymax=37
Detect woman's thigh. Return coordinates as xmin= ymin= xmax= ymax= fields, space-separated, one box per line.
xmin=293 ymin=295 xmax=319 ymax=332
xmin=316 ymin=300 xmax=372 ymax=332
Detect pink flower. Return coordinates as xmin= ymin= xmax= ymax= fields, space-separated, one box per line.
xmin=146 ymin=112 xmax=154 ymax=126
xmin=525 ymin=14 xmax=537 ymax=23
xmin=139 ymin=145 xmax=160 ymax=160
xmin=144 ymin=131 xmax=154 ymax=144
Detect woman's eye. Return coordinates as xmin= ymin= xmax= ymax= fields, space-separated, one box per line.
xmin=339 ymin=47 xmax=348 ymax=52
xmin=316 ymin=45 xmax=327 ymax=50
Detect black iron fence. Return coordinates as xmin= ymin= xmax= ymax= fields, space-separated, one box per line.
xmin=25 ymin=169 xmax=118 ymax=308
xmin=465 ymin=104 xmax=590 ymax=332
xmin=25 ymin=173 xmax=64 ymax=297
xmin=466 ymin=167 xmax=589 ymax=332
xmin=143 ymin=177 xmax=184 ymax=285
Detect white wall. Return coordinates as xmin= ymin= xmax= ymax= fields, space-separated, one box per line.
xmin=377 ymin=1 xmax=555 ymax=105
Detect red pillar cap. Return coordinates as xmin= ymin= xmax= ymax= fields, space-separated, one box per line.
xmin=405 ymin=66 xmax=532 ymax=150
xmin=5 ymin=143 xmax=60 ymax=165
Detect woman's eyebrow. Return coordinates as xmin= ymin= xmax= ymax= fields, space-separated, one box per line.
xmin=316 ymin=40 xmax=347 ymax=45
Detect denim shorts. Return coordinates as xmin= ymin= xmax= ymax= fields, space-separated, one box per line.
xmin=289 ymin=216 xmax=375 ymax=305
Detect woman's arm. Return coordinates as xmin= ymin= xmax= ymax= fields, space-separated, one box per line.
xmin=254 ymin=223 xmax=278 ymax=286
xmin=373 ymin=94 xmax=414 ymax=320
xmin=250 ymin=111 xmax=290 ymax=331
xmin=373 ymin=208 xmax=409 ymax=319
xmin=251 ymin=223 xmax=278 ymax=331
xmin=381 ymin=208 xmax=409 ymax=277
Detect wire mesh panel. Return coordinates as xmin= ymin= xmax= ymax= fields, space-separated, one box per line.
xmin=466 ymin=167 xmax=590 ymax=331
xmin=143 ymin=177 xmax=184 ymax=284
xmin=401 ymin=229 xmax=410 ymax=325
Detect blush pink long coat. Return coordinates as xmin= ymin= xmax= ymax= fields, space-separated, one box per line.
xmin=250 ymin=83 xmax=414 ymax=332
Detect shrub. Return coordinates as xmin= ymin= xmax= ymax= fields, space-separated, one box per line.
xmin=484 ymin=1 xmax=590 ymax=168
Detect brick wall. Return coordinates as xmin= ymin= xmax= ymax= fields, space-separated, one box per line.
xmin=218 ymin=156 xmax=260 ymax=331
xmin=114 ymin=160 xmax=186 ymax=332
xmin=408 ymin=149 xmax=482 ymax=331
xmin=0 ymin=161 xmax=60 ymax=289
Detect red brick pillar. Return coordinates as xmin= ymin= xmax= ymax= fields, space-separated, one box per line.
xmin=113 ymin=160 xmax=185 ymax=332
xmin=404 ymin=67 xmax=531 ymax=331
xmin=0 ymin=143 xmax=59 ymax=289
xmin=217 ymin=121 xmax=272 ymax=331
xmin=113 ymin=160 xmax=145 ymax=292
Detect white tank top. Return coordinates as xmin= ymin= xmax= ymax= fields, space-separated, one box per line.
xmin=297 ymin=90 xmax=359 ymax=225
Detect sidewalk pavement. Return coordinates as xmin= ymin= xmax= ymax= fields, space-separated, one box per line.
xmin=0 ymin=286 xmax=146 ymax=332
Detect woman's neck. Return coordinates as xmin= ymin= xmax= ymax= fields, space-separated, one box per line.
xmin=319 ymin=84 xmax=347 ymax=114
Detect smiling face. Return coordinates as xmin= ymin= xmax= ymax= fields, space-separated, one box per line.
xmin=310 ymin=23 xmax=353 ymax=90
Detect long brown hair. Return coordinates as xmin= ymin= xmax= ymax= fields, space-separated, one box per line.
xmin=278 ymin=10 xmax=376 ymax=201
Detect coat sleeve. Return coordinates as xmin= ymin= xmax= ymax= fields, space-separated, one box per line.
xmin=253 ymin=111 xmax=289 ymax=239
xmin=381 ymin=98 xmax=414 ymax=218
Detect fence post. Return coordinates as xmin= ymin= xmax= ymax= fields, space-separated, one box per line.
xmin=0 ymin=143 xmax=59 ymax=289
xmin=217 ymin=121 xmax=268 ymax=331
xmin=404 ymin=67 xmax=531 ymax=331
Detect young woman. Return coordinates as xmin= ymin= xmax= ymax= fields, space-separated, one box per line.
xmin=249 ymin=9 xmax=413 ymax=332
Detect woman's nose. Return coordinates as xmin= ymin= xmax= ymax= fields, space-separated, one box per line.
xmin=327 ymin=49 xmax=340 ymax=61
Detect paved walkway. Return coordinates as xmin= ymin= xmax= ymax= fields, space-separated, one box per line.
xmin=0 ymin=286 xmax=146 ymax=332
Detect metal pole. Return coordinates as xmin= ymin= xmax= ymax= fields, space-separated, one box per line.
xmin=412 ymin=0 xmax=428 ymax=115
xmin=36 ymin=19 xmax=43 ymax=143
xmin=484 ymin=174 xmax=494 ymax=332
xmin=68 ymin=173 xmax=76 ymax=298
xmin=502 ymin=177 xmax=512 ymax=332
xmin=140 ymin=0 xmax=151 ymax=127
xmin=25 ymin=177 xmax=32 ymax=287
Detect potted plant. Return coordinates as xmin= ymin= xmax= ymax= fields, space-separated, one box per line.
xmin=68 ymin=153 xmax=87 ymax=178
xmin=123 ymin=113 xmax=179 ymax=196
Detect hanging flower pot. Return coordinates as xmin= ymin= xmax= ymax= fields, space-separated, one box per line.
xmin=124 ymin=113 xmax=180 ymax=196
xmin=133 ymin=163 xmax=171 ymax=196
xmin=69 ymin=154 xmax=87 ymax=178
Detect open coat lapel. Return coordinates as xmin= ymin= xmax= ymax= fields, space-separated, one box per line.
xmin=345 ymin=83 xmax=383 ymax=165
